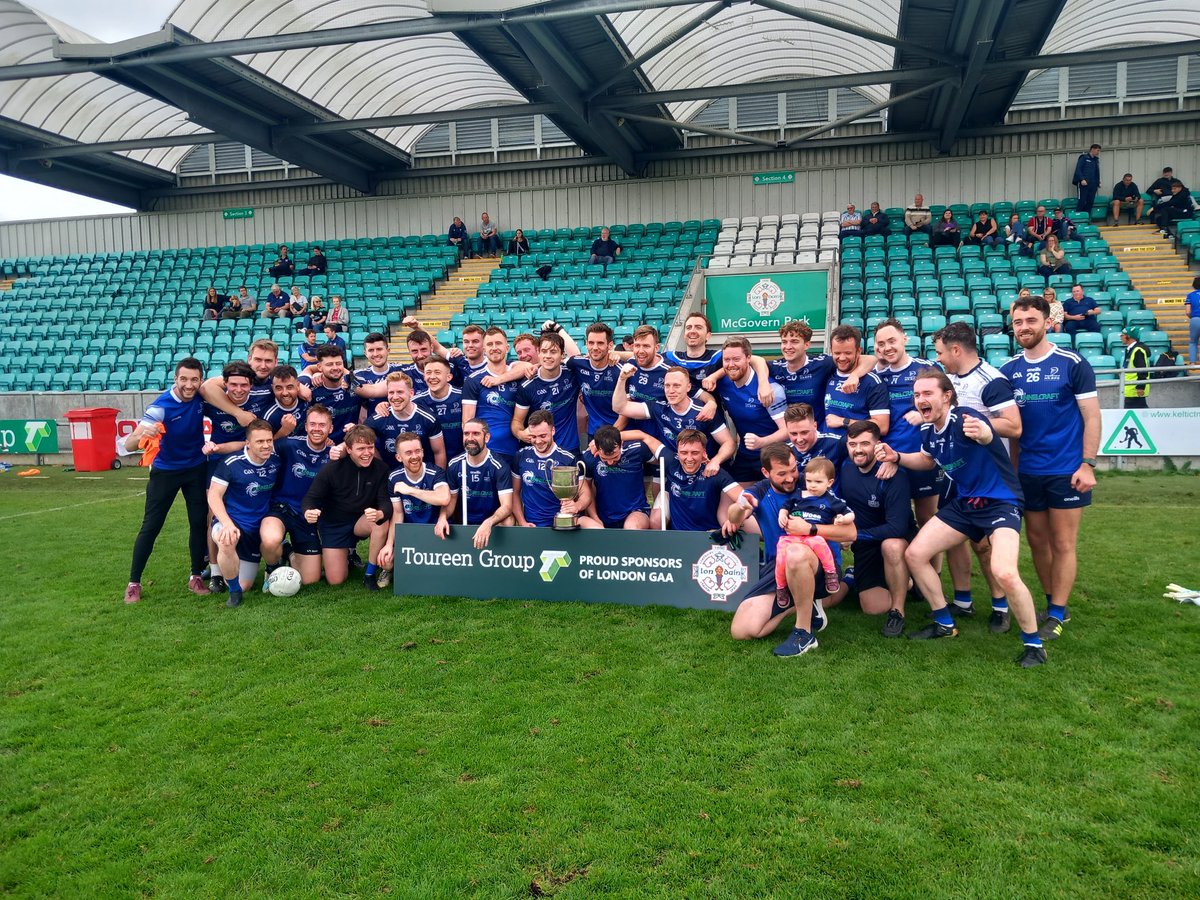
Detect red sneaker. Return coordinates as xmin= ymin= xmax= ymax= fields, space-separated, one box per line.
xmin=187 ymin=575 xmax=211 ymax=596
xmin=123 ymin=583 xmax=142 ymax=604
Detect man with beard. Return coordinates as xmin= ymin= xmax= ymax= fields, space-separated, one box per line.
xmin=713 ymin=337 xmax=788 ymax=485
xmin=262 ymin=365 xmax=307 ymax=439
xmin=367 ymin=371 xmax=446 ymax=470
xmin=440 ymin=418 xmax=514 ymax=550
xmin=823 ymin=325 xmax=890 ymax=439
xmin=613 ymin=365 xmax=734 ymax=469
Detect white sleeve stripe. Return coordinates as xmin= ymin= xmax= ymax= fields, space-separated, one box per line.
xmin=870 ymin=408 xmax=891 ymax=416
xmin=497 ymin=488 xmax=513 ymax=495
xmin=210 ymin=476 xmax=230 ymax=486
xmin=989 ymin=400 xmax=1017 ymax=411
xmin=1077 ymin=391 xmax=1098 ymax=400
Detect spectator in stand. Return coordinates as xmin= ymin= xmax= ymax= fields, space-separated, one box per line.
xmin=1148 ymin=166 xmax=1175 ymax=204
xmin=1005 ymin=213 xmax=1029 ymax=254
xmin=202 ymin=286 xmax=227 ymax=320
xmin=1186 ymin=275 xmax=1200 ymax=366
xmin=286 ymin=286 xmax=308 ymax=321
xmin=861 ymin=201 xmax=889 ymax=237
xmin=507 ymin=228 xmax=531 ymax=258
xmin=297 ymin=329 xmax=321 ymax=367
xmin=1043 ymin=286 xmax=1065 ymax=333
xmin=1110 ymin=173 xmax=1145 ymax=225
xmin=322 ymin=324 xmax=349 ymax=364
xmin=222 ymin=287 xmax=245 ymax=319
xmin=838 ymin=204 xmax=863 ymax=241
xmin=1072 ymin=143 xmax=1101 ymax=215
xmin=478 ymin=212 xmax=500 ymax=257
xmin=326 ymin=294 xmax=350 ymax=333
xmin=304 ymin=295 xmax=326 ymax=332
xmin=589 ymin=227 xmax=622 ymax=267
xmin=1152 ymin=179 xmax=1195 ymax=236
xmin=966 ymin=210 xmax=999 ymax=246
xmin=1037 ymin=235 xmax=1071 ymax=278
xmin=903 ymin=194 xmax=932 ymax=236
xmin=1026 ymin=204 xmax=1054 ymax=250
xmin=1052 ymin=207 xmax=1077 ymax=242
xmin=448 ymin=216 xmax=470 ymax=259
xmin=930 ymin=209 xmax=961 ymax=248
xmin=1062 ymin=284 xmax=1101 ymax=336
xmin=299 ymin=247 xmax=327 ymax=277
xmin=263 ymin=283 xmax=288 ymax=318
xmin=268 ymin=245 xmax=294 ymax=278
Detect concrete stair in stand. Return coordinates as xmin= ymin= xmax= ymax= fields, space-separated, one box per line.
xmin=1098 ymin=224 xmax=1194 ymax=356
xmin=389 ymin=257 xmax=502 ymax=363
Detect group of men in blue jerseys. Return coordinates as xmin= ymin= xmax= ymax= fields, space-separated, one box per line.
xmin=123 ymin=295 xmax=1098 ymax=667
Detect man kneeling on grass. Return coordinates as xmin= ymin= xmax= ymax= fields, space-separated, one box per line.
xmin=207 ymin=419 xmax=280 ymax=608
xmin=302 ymin=424 xmax=393 ymax=591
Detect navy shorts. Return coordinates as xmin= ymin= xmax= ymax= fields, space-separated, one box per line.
xmin=601 ymin=506 xmax=649 ymax=528
xmin=850 ymin=533 xmax=912 ymax=592
xmin=936 ymin=496 xmax=1022 ymax=543
xmin=1019 ymin=471 xmax=1093 ymax=511
xmin=211 ymin=519 xmax=262 ymax=563
xmin=909 ymin=466 xmax=944 ymax=500
xmin=748 ymin=559 xmax=832 ymax=617
xmin=724 ymin=454 xmax=764 ymax=484
xmin=267 ymin=502 xmax=321 ymax=555
xmin=317 ymin=515 xmax=388 ymax=550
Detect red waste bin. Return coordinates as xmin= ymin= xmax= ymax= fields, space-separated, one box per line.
xmin=65 ymin=407 xmax=121 ymax=471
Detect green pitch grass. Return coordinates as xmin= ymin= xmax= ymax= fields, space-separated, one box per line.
xmin=2 ymin=468 xmax=1199 ymax=897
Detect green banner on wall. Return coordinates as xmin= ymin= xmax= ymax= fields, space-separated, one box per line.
xmin=703 ymin=269 xmax=830 ymax=333
xmin=393 ymin=524 xmax=761 ymax=612
xmin=0 ymin=419 xmax=58 ymax=453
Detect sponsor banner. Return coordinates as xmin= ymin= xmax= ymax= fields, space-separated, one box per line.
xmin=703 ymin=268 xmax=831 ymax=333
xmin=393 ymin=524 xmax=761 ymax=612
xmin=0 ymin=419 xmax=58 ymax=454
xmin=1100 ymin=408 xmax=1200 ymax=456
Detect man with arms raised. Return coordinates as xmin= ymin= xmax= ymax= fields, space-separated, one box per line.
xmin=578 ymin=424 xmax=654 ymax=530
xmin=825 ymin=421 xmax=916 ymax=637
xmin=201 ymin=361 xmax=255 ymax=592
xmin=208 ymin=419 xmax=281 ymax=608
xmin=367 ymin=371 xmax=446 ymax=470
xmin=461 ymin=326 xmax=523 ymax=464
xmin=1002 ymin=294 xmax=1100 ymax=640
xmin=875 ymin=370 xmax=1045 ymax=667
xmin=712 ymin=337 xmax=788 ymax=485
xmin=935 ymin=322 xmax=1022 ymax=631
xmin=123 ymin=357 xmax=211 ymax=603
xmin=297 ymin=345 xmax=362 ymax=443
xmin=376 ymin=432 xmax=452 ymax=586
xmin=415 ymin=355 xmax=463 ymax=461
xmin=200 ymin=338 xmax=280 ymax=423
xmin=440 ymin=418 xmax=514 ymax=550
xmin=511 ymin=410 xmax=589 ymax=528
xmin=261 ymin=404 xmax=333 ymax=587
xmin=302 ymin=424 xmax=392 ymax=590
xmin=512 ymin=330 xmax=582 ymax=454
xmin=613 ymin=364 xmax=734 ymax=470
xmin=352 ymin=331 xmax=404 ymax=400
xmin=727 ymin=443 xmax=857 ymax=657
xmin=404 ymin=317 xmax=487 ymax=386
xmin=646 ymin=428 xmax=743 ymax=532
xmin=566 ymin=322 xmax=626 ymax=440
xmin=823 ymin=325 xmax=890 ymax=439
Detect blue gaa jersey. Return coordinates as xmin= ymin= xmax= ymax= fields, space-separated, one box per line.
xmin=416 ymin=387 xmax=464 ymax=461
xmin=647 ymin=399 xmax=728 ymax=452
xmin=388 ymin=463 xmax=448 ymax=525
xmin=785 ymin=491 xmax=851 ymax=526
xmin=823 ymin=369 xmax=890 ymax=438
xmin=582 ymin=441 xmax=653 ymax=525
xmin=141 ymin=388 xmax=206 ymax=471
xmin=262 ymin=399 xmax=307 ymax=435
xmin=744 ymin=479 xmax=801 ymax=568
xmin=446 ymin=451 xmax=513 ymax=525
xmin=367 ymin=404 xmax=442 ymax=461
xmin=837 ymin=459 xmax=915 ymax=543
xmin=354 ymin=363 xmax=404 ymax=413
xmin=877 ymin=357 xmax=936 ymax=453
xmin=1001 ymin=347 xmax=1097 ymax=475
xmin=769 ymin=354 xmax=837 ymax=422
xmin=515 ymin=369 xmax=581 ymax=452
xmin=211 ymin=451 xmax=281 ymax=530
xmin=567 ymin=356 xmax=622 ymax=432
xmin=299 ymin=375 xmax=361 ymax=443
xmin=247 ymin=377 xmax=275 ymax=416
xmin=398 ymin=362 xmax=428 ymax=395
xmin=513 ymin=444 xmax=579 ymax=527
xmin=272 ymin=436 xmax=331 ymax=513
xmin=203 ymin=397 xmax=251 ymax=473
xmin=661 ymin=449 xmax=740 ymax=532
xmin=920 ymin=407 xmax=1022 ymax=504
xmin=451 ymin=355 xmax=489 ymax=387
xmin=663 ymin=347 xmax=723 ymax=391
xmin=715 ymin=372 xmax=787 ymax=466
xmin=789 ymin=433 xmax=847 ymax=473
xmin=626 ymin=360 xmax=671 ymax=437
xmin=462 ymin=369 xmax=520 ymax=458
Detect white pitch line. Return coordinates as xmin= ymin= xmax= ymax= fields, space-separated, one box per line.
xmin=0 ymin=490 xmax=146 ymax=522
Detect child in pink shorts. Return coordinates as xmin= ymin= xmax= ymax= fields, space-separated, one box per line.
xmin=775 ymin=457 xmax=854 ymax=593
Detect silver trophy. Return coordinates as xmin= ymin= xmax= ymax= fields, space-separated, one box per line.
xmin=549 ymin=462 xmax=586 ymax=530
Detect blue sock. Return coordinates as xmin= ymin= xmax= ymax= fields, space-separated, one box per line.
xmin=953 ymin=589 xmax=974 ymax=609
xmin=933 ymin=606 xmax=955 ymax=627
xmin=365 ymin=563 xmax=378 ymax=576
xmin=991 ymin=595 xmax=1009 ymax=612
xmin=1047 ymin=603 xmax=1067 ymax=623
xmin=1021 ymin=631 xmax=1043 ymax=648
xmin=842 ymin=568 xmax=857 ymax=589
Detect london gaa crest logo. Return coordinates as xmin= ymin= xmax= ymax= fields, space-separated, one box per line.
xmin=747 ymin=278 xmax=784 ymax=316
xmin=692 ymin=546 xmax=748 ymax=603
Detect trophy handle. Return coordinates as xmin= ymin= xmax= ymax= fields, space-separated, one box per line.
xmin=576 ymin=460 xmax=587 ymax=496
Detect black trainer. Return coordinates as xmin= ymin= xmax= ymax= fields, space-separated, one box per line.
xmin=881 ymin=609 xmax=905 ymax=638
xmin=1037 ymin=605 xmax=1071 ymax=624
xmin=363 ymin=571 xmax=380 ymax=592
xmin=950 ymin=602 xmax=976 ymax=618
xmin=1037 ymin=616 xmax=1064 ymax=641
xmin=908 ymin=620 xmax=958 ymax=640
xmin=1016 ymin=645 xmax=1047 ymax=667
xmin=226 ymin=592 xmax=243 ymax=608
xmin=348 ymin=549 xmax=366 ymax=570
xmin=208 ymin=575 xmax=228 ymax=594
xmin=988 ymin=609 xmax=1011 ymax=634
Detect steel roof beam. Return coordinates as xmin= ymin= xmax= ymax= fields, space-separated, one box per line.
xmin=751 ymin=0 xmax=956 ymax=60
xmin=784 ymin=78 xmax=955 ymax=147
xmin=6 ymin=131 xmax=224 ymax=162
xmin=607 ymin=109 xmax=778 ymax=146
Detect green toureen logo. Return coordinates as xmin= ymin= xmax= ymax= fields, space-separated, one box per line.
xmin=539 ymin=550 xmax=572 ymax=582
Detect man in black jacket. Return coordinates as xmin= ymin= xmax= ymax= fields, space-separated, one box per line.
xmin=299 ymin=247 xmax=327 ymax=277
xmin=303 ymin=424 xmax=393 ymax=589
xmin=268 ymin=245 xmax=295 ymax=278
xmin=1152 ymin=180 xmax=1195 ymax=236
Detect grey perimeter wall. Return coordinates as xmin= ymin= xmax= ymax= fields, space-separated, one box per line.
xmin=2 ymin=119 xmax=1199 ymax=256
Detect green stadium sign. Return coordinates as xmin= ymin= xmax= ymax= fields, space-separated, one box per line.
xmin=752 ymin=171 xmax=795 ymax=185
xmin=704 ymin=269 xmax=831 ymax=333
xmin=393 ymin=524 xmax=760 ymax=611
xmin=0 ymin=419 xmax=58 ymax=454
xmin=222 ymin=207 xmax=254 ymax=220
